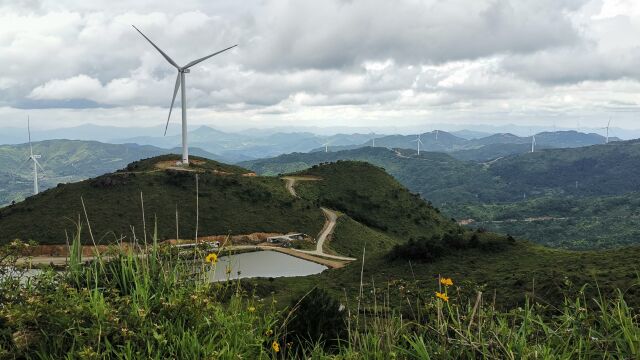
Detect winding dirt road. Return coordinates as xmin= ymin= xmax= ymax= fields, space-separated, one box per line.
xmin=281 ymin=176 xmax=356 ymax=261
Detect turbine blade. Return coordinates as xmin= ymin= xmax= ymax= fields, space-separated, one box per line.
xmin=132 ymin=25 xmax=179 ymax=69
xmin=34 ymin=158 xmax=45 ymax=172
xmin=164 ymin=72 xmax=181 ymax=136
xmin=184 ymin=44 xmax=238 ymax=69
xmin=27 ymin=116 xmax=33 ymax=156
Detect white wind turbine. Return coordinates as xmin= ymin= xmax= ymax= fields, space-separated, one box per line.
xmin=133 ymin=25 xmax=237 ymax=165
xmin=600 ymin=118 xmax=612 ymax=144
xmin=531 ymin=133 xmax=536 ymax=153
xmin=22 ymin=117 xmax=44 ymax=195
xmin=412 ymin=134 xmax=424 ymax=155
xmin=366 ymin=129 xmax=376 ymax=147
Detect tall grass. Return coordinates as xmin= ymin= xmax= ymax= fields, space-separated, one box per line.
xmin=1 ymin=228 xmax=639 ymax=359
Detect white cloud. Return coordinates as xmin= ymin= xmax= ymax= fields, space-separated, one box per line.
xmin=0 ymin=0 xmax=640 ymax=130
xmin=29 ymin=75 xmax=103 ymax=100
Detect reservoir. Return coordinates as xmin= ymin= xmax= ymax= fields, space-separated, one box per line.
xmin=208 ymin=250 xmax=327 ymax=282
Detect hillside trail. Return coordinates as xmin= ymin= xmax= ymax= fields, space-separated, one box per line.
xmin=281 ymin=176 xmax=356 ymax=261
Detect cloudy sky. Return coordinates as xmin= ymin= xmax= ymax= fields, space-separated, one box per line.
xmin=1 ymin=0 xmax=640 ymax=132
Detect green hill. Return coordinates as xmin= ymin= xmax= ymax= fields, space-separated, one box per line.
xmin=0 ymin=155 xmax=323 ymax=245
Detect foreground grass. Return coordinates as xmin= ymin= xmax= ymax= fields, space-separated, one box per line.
xmin=1 ymin=234 xmax=640 ymax=359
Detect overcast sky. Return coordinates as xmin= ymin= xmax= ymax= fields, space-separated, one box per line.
xmin=1 ymin=0 xmax=640 ymax=132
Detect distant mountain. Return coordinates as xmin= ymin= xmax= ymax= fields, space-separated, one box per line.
xmin=0 ymin=124 xmax=183 ymax=144
xmin=450 ymin=129 xmax=494 ymax=140
xmin=308 ymin=130 xmax=618 ymax=162
xmin=0 ymin=140 xmax=220 ymax=205
xmin=369 ymin=131 xmax=468 ymax=152
xmin=117 ymin=126 xmax=378 ymax=161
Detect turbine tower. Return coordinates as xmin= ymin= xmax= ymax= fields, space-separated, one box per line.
xmin=531 ymin=133 xmax=536 ymax=153
xmin=322 ymin=142 xmax=330 ymax=153
xmin=133 ymin=26 xmax=237 ymax=165
xmin=602 ymin=118 xmax=612 ymax=144
xmin=25 ymin=117 xmax=44 ymax=195
xmin=412 ymin=134 xmax=424 ymax=155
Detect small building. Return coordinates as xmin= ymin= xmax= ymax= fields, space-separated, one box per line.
xmin=266 ymin=233 xmax=309 ymax=244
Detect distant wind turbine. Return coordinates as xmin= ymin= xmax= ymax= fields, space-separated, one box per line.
xmin=531 ymin=133 xmax=536 ymax=153
xmin=600 ymin=118 xmax=612 ymax=144
xmin=412 ymin=134 xmax=424 ymax=155
xmin=22 ymin=117 xmax=44 ymax=195
xmin=133 ymin=25 xmax=237 ymax=165
xmin=322 ymin=142 xmax=330 ymax=153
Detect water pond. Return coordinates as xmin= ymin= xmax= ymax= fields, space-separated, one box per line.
xmin=207 ymin=250 xmax=327 ymax=282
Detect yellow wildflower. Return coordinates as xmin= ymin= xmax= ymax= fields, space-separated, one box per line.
xmin=440 ymin=277 xmax=454 ymax=287
xmin=265 ymin=329 xmax=273 ymax=336
xmin=205 ymin=253 xmax=218 ymax=264
xmin=248 ymin=306 xmax=256 ymax=312
xmin=435 ymin=291 xmax=449 ymax=302
xmin=272 ymin=341 xmax=280 ymax=353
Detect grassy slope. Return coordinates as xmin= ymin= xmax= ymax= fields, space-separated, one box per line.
xmin=0 ymin=155 xmax=323 ymax=245
xmin=294 ymin=161 xmax=458 ymax=240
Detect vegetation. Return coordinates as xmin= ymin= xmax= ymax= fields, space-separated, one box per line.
xmin=450 ymin=193 xmax=640 ymax=249
xmin=0 ymin=155 xmax=323 ymax=245
xmin=294 ymin=161 xmax=457 ymax=239
xmin=3 ymin=157 xmax=640 ymax=357
xmin=389 ymin=230 xmax=514 ymax=262
xmin=2 ymin=234 xmax=640 ymax=358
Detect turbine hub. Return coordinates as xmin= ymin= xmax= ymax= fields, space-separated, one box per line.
xmin=181 ymin=68 xmax=191 ymax=73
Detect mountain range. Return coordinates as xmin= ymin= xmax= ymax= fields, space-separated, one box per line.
xmin=317 ymin=130 xmax=619 ymax=161
xmin=241 ymin=139 xmax=640 ymax=249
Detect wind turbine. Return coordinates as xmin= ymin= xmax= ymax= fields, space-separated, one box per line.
xmin=23 ymin=117 xmax=44 ymax=195
xmin=601 ymin=118 xmax=612 ymax=144
xmin=531 ymin=133 xmax=536 ymax=153
xmin=133 ymin=25 xmax=237 ymax=165
xmin=412 ymin=134 xmax=424 ymax=155
xmin=322 ymin=142 xmax=330 ymax=153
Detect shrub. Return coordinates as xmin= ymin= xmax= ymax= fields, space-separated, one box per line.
xmin=285 ymin=288 xmax=346 ymax=351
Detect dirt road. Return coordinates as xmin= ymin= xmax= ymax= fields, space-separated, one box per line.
xmin=281 ymin=176 xmax=356 ymax=261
